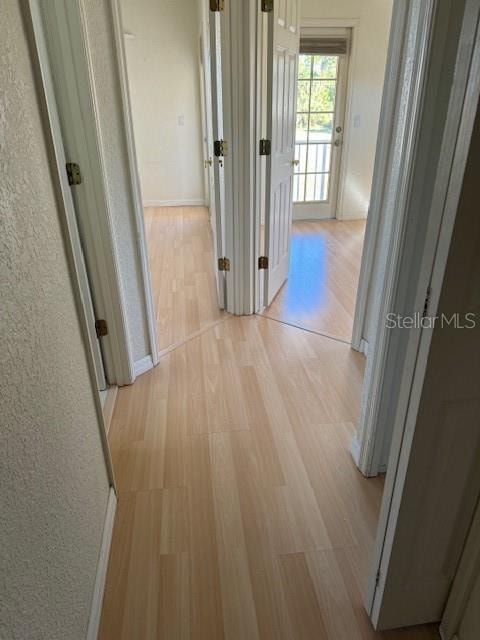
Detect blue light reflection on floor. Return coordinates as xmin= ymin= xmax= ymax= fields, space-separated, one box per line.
xmin=284 ymin=232 xmax=327 ymax=316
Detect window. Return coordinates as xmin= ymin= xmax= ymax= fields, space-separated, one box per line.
xmin=294 ymin=54 xmax=339 ymax=203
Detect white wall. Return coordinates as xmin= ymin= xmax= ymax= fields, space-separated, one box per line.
xmin=301 ymin=0 xmax=393 ymax=219
xmin=83 ymin=0 xmax=151 ymax=364
xmin=0 ymin=2 xmax=110 ymax=637
xmin=121 ymin=0 xmax=206 ymax=207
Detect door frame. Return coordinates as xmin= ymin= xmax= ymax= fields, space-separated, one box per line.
xmin=24 ymin=0 xmax=116 ymax=485
xmin=366 ymin=0 xmax=480 ymax=623
xmin=110 ymin=0 xmax=159 ymax=369
xmin=298 ymin=18 xmax=359 ymax=222
xmin=28 ymin=0 xmax=159 ymax=386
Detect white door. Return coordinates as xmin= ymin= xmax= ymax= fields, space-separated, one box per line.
xmin=199 ymin=3 xmax=223 ymax=307
xmin=30 ymin=0 xmax=107 ymax=392
xmin=292 ymin=30 xmax=349 ymax=220
xmin=208 ymin=4 xmax=227 ymax=309
xmin=263 ymin=0 xmax=300 ymax=306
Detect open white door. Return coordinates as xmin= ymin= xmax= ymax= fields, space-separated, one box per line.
xmin=207 ymin=3 xmax=227 ymax=309
xmin=30 ymin=0 xmax=107 ymax=393
xmin=263 ymin=0 xmax=300 ymax=306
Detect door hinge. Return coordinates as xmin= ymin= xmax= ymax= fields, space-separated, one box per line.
xmin=375 ymin=570 xmax=381 ymax=587
xmin=95 ymin=319 xmax=108 ymax=338
xmin=218 ymin=257 xmax=231 ymax=271
xmin=258 ymin=256 xmax=269 ymax=269
xmin=422 ymin=286 xmax=432 ymax=318
xmin=66 ymin=162 xmax=82 ymax=186
xmin=214 ymin=140 xmax=228 ymax=157
xmin=210 ymin=0 xmax=224 ymax=10
xmin=261 ymin=0 xmax=274 ymax=12
xmin=259 ymin=139 xmax=271 ymax=156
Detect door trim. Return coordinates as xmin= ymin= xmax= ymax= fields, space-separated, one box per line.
xmin=110 ymin=0 xmax=159 ymax=368
xmin=367 ymin=0 xmax=480 ymax=623
xmin=33 ymin=0 xmax=137 ymax=386
xmin=24 ymin=0 xmax=116 ymax=488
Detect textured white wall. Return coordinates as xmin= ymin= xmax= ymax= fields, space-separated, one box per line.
xmin=121 ymin=0 xmax=206 ymax=206
xmin=301 ymin=0 xmax=393 ymax=219
xmin=0 ymin=2 xmax=110 ymax=638
xmin=82 ymin=0 xmax=150 ymax=363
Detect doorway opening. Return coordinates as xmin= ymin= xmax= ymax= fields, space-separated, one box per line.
xmin=119 ymin=0 xmax=225 ymax=355
xmin=260 ymin=14 xmax=392 ymax=347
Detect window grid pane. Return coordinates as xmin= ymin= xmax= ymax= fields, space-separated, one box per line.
xmin=294 ymin=53 xmax=338 ymax=203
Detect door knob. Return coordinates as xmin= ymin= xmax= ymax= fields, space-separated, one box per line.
xmin=291 ymin=159 xmax=300 ymax=167
xmin=334 ymin=139 xmax=342 ymax=147
xmin=205 ymin=158 xmax=213 ymax=168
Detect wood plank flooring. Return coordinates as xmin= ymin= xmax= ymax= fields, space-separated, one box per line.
xmin=144 ymin=206 xmax=224 ymax=351
xmin=262 ymin=219 xmax=366 ymax=343
xmin=99 ymin=314 xmax=440 ymax=639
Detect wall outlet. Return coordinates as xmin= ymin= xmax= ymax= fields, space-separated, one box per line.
xmin=353 ymin=114 xmax=362 ymax=128
xmin=178 ymin=115 xmax=185 ymax=126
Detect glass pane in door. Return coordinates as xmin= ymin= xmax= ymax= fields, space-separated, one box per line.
xmin=293 ymin=54 xmax=339 ymax=203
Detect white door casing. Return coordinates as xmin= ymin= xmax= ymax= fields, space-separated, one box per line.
xmin=263 ymin=0 xmax=300 ymax=306
xmin=29 ymin=0 xmax=107 ymax=392
xmin=209 ymin=6 xmax=227 ymax=309
xmin=199 ymin=1 xmax=223 ymax=308
xmin=367 ymin=0 xmax=480 ymax=629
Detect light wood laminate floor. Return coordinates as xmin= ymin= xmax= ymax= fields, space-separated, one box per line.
xmin=262 ymin=220 xmax=366 ymax=343
xmin=100 ymin=313 xmax=439 ymax=639
xmin=145 ymin=206 xmax=224 ymax=352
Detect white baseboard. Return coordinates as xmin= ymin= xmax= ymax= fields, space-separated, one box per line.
xmin=337 ymin=210 xmax=368 ymax=220
xmin=143 ymin=198 xmax=206 ymax=208
xmin=350 ymin=436 xmax=361 ymax=467
xmin=86 ymin=488 xmax=117 ymax=640
xmin=359 ymin=339 xmax=369 ymax=356
xmin=134 ymin=354 xmax=154 ymax=378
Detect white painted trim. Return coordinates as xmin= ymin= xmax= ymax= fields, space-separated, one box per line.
xmin=351 ymin=4 xmax=402 ymax=353
xmin=86 ymin=488 xmax=117 ymax=640
xmin=221 ymin=0 xmax=258 ymax=314
xmin=25 ymin=0 xmax=116 ymax=488
xmin=38 ymin=0 xmax=135 ymax=386
xmin=353 ymin=0 xmax=435 ymax=478
xmin=110 ymin=0 xmax=159 ymax=369
xmin=368 ymin=0 xmax=480 ymax=622
xmin=134 ymin=355 xmax=154 ymax=377
xmin=359 ymin=339 xmax=369 ymax=356
xmin=143 ymin=199 xmax=207 ymax=208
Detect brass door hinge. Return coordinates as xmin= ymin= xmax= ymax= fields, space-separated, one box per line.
xmin=210 ymin=0 xmax=224 ymax=10
xmin=259 ymin=139 xmax=271 ymax=156
xmin=214 ymin=140 xmax=228 ymax=157
xmin=95 ymin=319 xmax=108 ymax=338
xmin=218 ymin=257 xmax=231 ymax=272
xmin=66 ymin=162 xmax=82 ymax=186
xmin=258 ymin=256 xmax=269 ymax=269
xmin=261 ymin=0 xmax=273 ymax=12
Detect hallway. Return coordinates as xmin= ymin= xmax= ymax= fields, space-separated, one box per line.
xmin=262 ymin=220 xmax=366 ymax=343
xmin=145 ymin=206 xmax=224 ymax=352
xmin=99 ymin=312 xmax=438 ymax=639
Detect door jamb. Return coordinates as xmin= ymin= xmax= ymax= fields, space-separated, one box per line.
xmin=36 ymin=0 xmax=137 ymax=386
xmin=367 ymin=0 xmax=480 ymax=622
xmin=110 ymin=0 xmax=159 ymax=368
xmin=351 ymin=0 xmax=435 ymax=477
xmin=24 ymin=0 xmax=116 ymax=488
